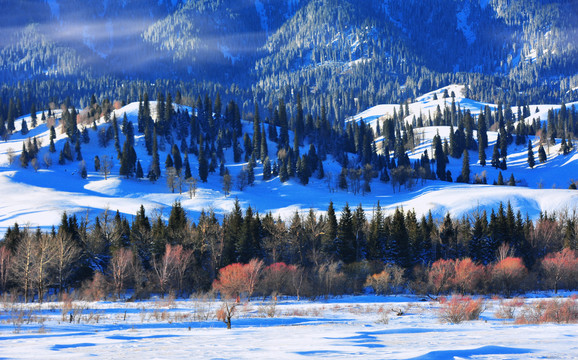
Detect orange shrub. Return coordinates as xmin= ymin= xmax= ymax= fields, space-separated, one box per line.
xmin=452 ymin=258 xmax=485 ymax=294
xmin=428 ymin=259 xmax=455 ymax=295
xmin=541 ymin=248 xmax=578 ymax=293
xmin=439 ymin=295 xmax=485 ymax=324
xmin=491 ymin=257 xmax=527 ymax=296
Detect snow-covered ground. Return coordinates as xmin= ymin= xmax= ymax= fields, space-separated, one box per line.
xmin=1 ymin=85 xmax=578 ymax=233
xmin=0 ymin=294 xmax=576 ymax=359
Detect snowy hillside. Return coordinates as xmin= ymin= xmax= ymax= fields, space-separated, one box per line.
xmin=1 ymin=85 xmax=578 ymax=233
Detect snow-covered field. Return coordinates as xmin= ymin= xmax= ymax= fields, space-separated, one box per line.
xmin=0 ymin=294 xmax=577 ymax=359
xmin=1 ymin=85 xmax=578 ymax=233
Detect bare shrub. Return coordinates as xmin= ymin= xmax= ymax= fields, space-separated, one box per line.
xmin=365 ymin=264 xmax=405 ymax=295
xmin=515 ymin=298 xmax=578 ymax=324
xmin=494 ymin=297 xmax=525 ymax=319
xmin=438 ymin=295 xmax=484 ymax=324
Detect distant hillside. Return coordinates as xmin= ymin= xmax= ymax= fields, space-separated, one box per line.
xmin=0 ymin=0 xmax=577 ymax=112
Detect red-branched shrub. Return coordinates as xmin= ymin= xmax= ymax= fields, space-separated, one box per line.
xmin=213 ymin=259 xmax=264 ymax=300
xmin=261 ymin=262 xmax=291 ymax=297
xmin=452 ymin=258 xmax=485 ymax=294
xmin=490 ymin=257 xmax=527 ymax=297
xmin=515 ymin=298 xmax=578 ymax=324
xmin=428 ymin=259 xmax=456 ymax=295
xmin=438 ymin=295 xmax=485 ymax=324
xmin=541 ymin=248 xmax=578 ymax=293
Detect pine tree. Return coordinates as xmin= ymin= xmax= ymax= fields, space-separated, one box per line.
xmin=538 ymin=144 xmax=547 ymax=163
xmin=20 ymin=143 xmax=29 ymax=168
xmin=478 ymin=137 xmax=486 ymax=166
xmin=337 ymin=203 xmax=356 ymax=263
xmin=198 ymin=134 xmax=209 ymax=182
xmin=136 ymin=160 xmax=144 ymax=179
xmin=262 ymin=156 xmax=271 ymax=180
xmin=94 ymin=155 xmax=101 ymax=172
xmin=150 ymin=128 xmax=161 ymax=181
xmin=497 ymin=171 xmax=504 ymax=185
xmin=184 ymin=152 xmax=192 ymax=179
xmin=491 ymin=144 xmax=500 ymax=168
xmin=527 ymin=140 xmax=535 ymax=168
xmin=171 ymin=144 xmax=182 ymax=174
xmin=253 ymin=104 xmax=261 ymax=160
xmin=460 ymin=150 xmax=470 ymax=183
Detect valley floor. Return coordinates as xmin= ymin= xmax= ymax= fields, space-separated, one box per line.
xmin=0 ymin=294 xmax=577 ymax=359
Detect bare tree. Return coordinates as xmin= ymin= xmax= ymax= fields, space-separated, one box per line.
xmin=100 ymin=155 xmax=113 ymax=180
xmin=245 ymin=259 xmax=264 ymax=300
xmin=152 ymin=244 xmax=179 ymax=297
xmin=0 ymin=246 xmax=11 ymax=293
xmin=53 ymin=232 xmax=81 ymax=293
xmin=172 ymin=245 xmax=193 ymax=296
xmin=13 ymin=231 xmax=35 ymax=302
xmin=43 ymin=153 xmax=52 ymax=168
xmin=32 ymin=233 xmax=57 ymax=303
xmin=109 ymin=248 xmax=134 ymax=299
xmin=7 ymin=148 xmax=16 ymax=165
xmin=166 ymin=167 xmax=177 ymax=193
xmin=187 ymin=177 xmax=198 ymax=198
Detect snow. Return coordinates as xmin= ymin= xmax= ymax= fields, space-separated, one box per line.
xmin=0 ymin=295 xmax=576 ymax=359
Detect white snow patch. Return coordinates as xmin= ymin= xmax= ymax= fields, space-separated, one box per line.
xmin=45 ymin=0 xmax=60 ymax=20
xmin=457 ymin=2 xmax=476 ymax=46
xmin=254 ymin=0 xmax=269 ymax=36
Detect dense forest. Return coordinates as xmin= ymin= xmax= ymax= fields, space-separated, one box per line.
xmin=1 ymin=200 xmax=577 ymax=302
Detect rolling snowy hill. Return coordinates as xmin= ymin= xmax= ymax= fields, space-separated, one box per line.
xmin=1 ymin=85 xmax=578 ymax=234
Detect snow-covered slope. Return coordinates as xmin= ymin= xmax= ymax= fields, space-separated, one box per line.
xmin=1 ymin=85 xmax=578 ymax=234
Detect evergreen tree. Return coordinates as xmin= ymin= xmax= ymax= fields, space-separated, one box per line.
xmin=527 ymin=140 xmax=535 ymax=168
xmin=263 ymin=156 xmax=272 ymax=180
xmin=198 ymin=134 xmax=209 ymax=182
xmin=150 ymin=128 xmax=161 ymax=181
xmin=538 ymin=144 xmax=547 ymax=163
xmin=460 ymin=150 xmax=470 ymax=183
xmin=497 ymin=171 xmax=504 ymax=185
xmin=491 ymin=144 xmax=500 ymax=168
xmin=94 ymin=155 xmax=101 ymax=172
xmin=478 ymin=137 xmax=486 ymax=166
xmin=337 ymin=203 xmax=356 ymax=263
xmin=171 ymin=144 xmax=182 ymax=174
xmin=253 ymin=104 xmax=261 ymax=160
xmin=184 ymin=152 xmax=192 ymax=179
xmin=136 ymin=160 xmax=144 ymax=179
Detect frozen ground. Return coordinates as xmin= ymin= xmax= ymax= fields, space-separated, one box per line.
xmin=0 ymin=294 xmax=577 ymax=359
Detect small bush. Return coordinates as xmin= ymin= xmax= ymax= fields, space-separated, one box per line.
xmin=439 ymin=295 xmax=484 ymax=324
xmin=494 ymin=297 xmax=525 ymax=319
xmin=515 ymin=298 xmax=578 ymax=324
xmin=365 ymin=264 xmax=405 ymax=295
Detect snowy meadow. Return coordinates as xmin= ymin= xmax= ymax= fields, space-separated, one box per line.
xmin=0 ymin=294 xmax=577 ymax=359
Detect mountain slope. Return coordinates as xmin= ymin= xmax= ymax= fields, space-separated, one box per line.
xmin=1 ymin=85 xmax=578 ymax=233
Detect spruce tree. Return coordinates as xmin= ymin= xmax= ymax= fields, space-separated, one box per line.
xmin=478 ymin=137 xmax=486 ymax=166
xmin=184 ymin=152 xmax=192 ymax=179
xmin=538 ymin=144 xmax=547 ymax=163
xmin=491 ymin=144 xmax=500 ymax=168
xmin=527 ymin=140 xmax=535 ymax=168
xmin=263 ymin=157 xmax=271 ymax=180
xmin=136 ymin=160 xmax=144 ymax=179
xmin=460 ymin=150 xmax=470 ymax=183
xmin=198 ymin=134 xmax=209 ymax=182
xmin=150 ymin=128 xmax=161 ymax=181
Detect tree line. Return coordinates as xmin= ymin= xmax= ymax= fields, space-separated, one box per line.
xmin=1 ymin=200 xmax=577 ymax=302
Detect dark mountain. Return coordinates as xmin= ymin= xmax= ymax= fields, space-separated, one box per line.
xmin=0 ymin=0 xmax=577 ymax=113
